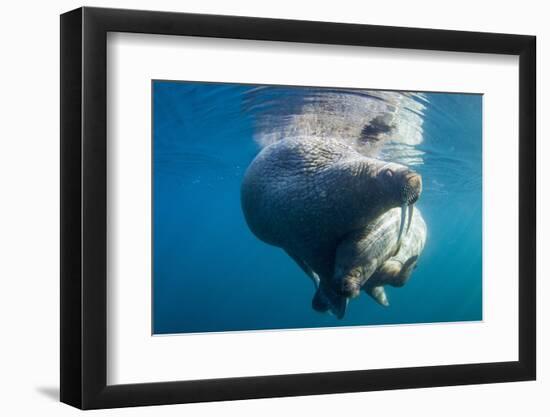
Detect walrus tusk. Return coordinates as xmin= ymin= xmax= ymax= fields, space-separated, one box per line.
xmin=397 ymin=203 xmax=407 ymax=247
xmin=406 ymin=204 xmax=414 ymax=234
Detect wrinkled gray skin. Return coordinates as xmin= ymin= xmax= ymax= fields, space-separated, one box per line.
xmin=241 ymin=136 xmax=422 ymax=318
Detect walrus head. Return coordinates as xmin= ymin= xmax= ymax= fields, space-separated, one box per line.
xmin=375 ymin=162 xmax=422 ymax=205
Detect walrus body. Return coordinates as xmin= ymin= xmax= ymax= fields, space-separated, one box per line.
xmin=241 ymin=136 xmax=422 ymax=317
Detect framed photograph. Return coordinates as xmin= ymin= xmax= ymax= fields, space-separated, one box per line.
xmin=60 ymin=6 xmax=536 ymax=409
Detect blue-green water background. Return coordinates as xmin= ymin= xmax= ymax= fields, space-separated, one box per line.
xmin=153 ymin=81 xmax=482 ymax=334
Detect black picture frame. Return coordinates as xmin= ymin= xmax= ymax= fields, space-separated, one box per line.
xmin=60 ymin=6 xmax=536 ymax=410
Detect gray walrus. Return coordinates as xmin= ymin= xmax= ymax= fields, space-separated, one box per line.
xmin=312 ymin=207 xmax=426 ymax=314
xmin=315 ymin=207 xmax=426 ymax=310
xmin=241 ymin=136 xmax=422 ymax=318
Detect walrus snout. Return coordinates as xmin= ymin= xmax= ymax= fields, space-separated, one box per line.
xmin=376 ymin=164 xmax=422 ymax=206
xmin=402 ymin=171 xmax=422 ymax=205
xmin=395 ymin=171 xmax=422 ymax=248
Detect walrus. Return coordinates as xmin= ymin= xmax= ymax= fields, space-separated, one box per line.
xmin=241 ymin=136 xmax=422 ymax=317
xmin=341 ymin=207 xmax=427 ymax=306
xmin=312 ymin=207 xmax=426 ymax=314
xmin=333 ymin=207 xmax=426 ymax=297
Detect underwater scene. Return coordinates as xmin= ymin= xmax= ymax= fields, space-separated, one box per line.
xmin=152 ymin=81 xmax=482 ymax=334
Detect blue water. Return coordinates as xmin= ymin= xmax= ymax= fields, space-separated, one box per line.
xmin=152 ymin=81 xmax=482 ymax=334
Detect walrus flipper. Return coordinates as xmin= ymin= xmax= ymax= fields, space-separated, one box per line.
xmin=377 ymin=255 xmax=419 ymax=288
xmin=400 ymin=256 xmax=419 ymax=278
xmin=364 ymin=285 xmax=390 ymax=307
